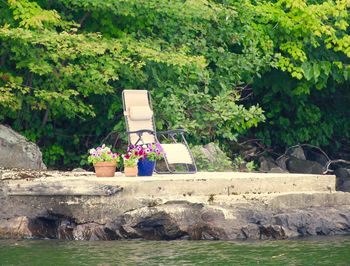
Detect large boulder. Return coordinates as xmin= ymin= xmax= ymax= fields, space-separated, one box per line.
xmin=0 ymin=125 xmax=46 ymax=170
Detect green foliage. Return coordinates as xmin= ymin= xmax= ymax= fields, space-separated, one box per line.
xmin=245 ymin=161 xmax=258 ymax=172
xmin=1 ymin=0 xmax=349 ymax=168
xmin=0 ymin=0 xmax=267 ymax=168
xmin=249 ymin=0 xmax=350 ymax=149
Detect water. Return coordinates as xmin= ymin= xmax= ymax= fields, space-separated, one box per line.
xmin=0 ymin=237 xmax=350 ymax=265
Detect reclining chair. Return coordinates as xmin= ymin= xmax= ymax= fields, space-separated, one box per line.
xmin=122 ymin=90 xmax=197 ymax=174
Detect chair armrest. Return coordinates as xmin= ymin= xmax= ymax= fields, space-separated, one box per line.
xmin=157 ymin=128 xmax=185 ymax=135
xmin=127 ymin=129 xmax=155 ymax=135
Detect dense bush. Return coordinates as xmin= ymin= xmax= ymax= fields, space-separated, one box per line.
xmin=0 ymin=0 xmax=349 ymax=168
xmin=249 ymin=0 xmax=350 ymax=153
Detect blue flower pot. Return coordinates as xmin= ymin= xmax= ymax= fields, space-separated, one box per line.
xmin=137 ymin=158 xmax=156 ymax=176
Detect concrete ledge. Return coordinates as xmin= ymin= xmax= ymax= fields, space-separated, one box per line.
xmin=4 ymin=171 xmax=335 ymax=196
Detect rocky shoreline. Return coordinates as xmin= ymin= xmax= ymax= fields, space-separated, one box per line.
xmin=1 ymin=202 xmax=350 ymax=241
xmin=1 ymin=169 xmax=350 ymax=241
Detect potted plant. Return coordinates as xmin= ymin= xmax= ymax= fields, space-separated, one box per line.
xmin=88 ymin=144 xmax=120 ymax=177
xmin=123 ymin=146 xmax=142 ymax=177
xmin=136 ymin=143 xmax=164 ymax=176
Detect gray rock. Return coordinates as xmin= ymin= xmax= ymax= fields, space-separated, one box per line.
xmin=73 ymin=223 xmax=118 ymax=240
xmin=303 ymin=147 xmax=329 ymax=166
xmin=191 ymin=143 xmax=232 ymax=171
xmin=286 ymin=157 xmax=324 ymax=174
xmin=0 ymin=216 xmax=56 ymax=239
xmin=239 ymin=145 xmax=258 ymax=161
xmin=71 ymin=168 xmax=87 ymax=172
xmin=289 ymin=146 xmax=306 ymax=160
xmin=338 ymin=180 xmax=350 ymax=192
xmin=259 ymin=156 xmax=287 ymax=173
xmin=0 ymin=125 xmax=46 ymax=170
xmin=269 ymin=167 xmax=286 ymax=173
xmin=335 ymin=168 xmax=350 ymax=180
xmin=1 ymin=202 xmax=350 ymax=241
xmin=335 ymin=168 xmax=350 ymax=191
xmin=276 ymin=156 xmax=289 ymax=171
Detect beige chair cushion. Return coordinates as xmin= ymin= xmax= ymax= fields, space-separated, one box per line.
xmin=129 ymin=106 xmax=153 ymax=121
xmin=161 ymin=143 xmax=193 ymax=164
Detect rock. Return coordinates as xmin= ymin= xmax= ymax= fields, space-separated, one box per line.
xmin=335 ymin=168 xmax=350 ymax=191
xmin=289 ymin=146 xmax=306 ymax=160
xmin=259 ymin=156 xmax=287 ymax=173
xmin=303 ymin=147 xmax=329 ymax=166
xmin=286 ymin=157 xmax=324 ymax=174
xmin=276 ymin=156 xmax=289 ymax=171
xmin=1 ymin=203 xmax=350 ymax=241
xmin=191 ymin=143 xmax=232 ymax=171
xmin=71 ymin=168 xmax=87 ymax=172
xmin=277 ymin=145 xmax=330 ymax=174
xmin=239 ymin=145 xmax=258 ymax=161
xmin=110 ymin=203 xmax=350 ymax=241
xmin=0 ymin=125 xmax=46 ymax=170
xmin=338 ymin=180 xmax=350 ymax=192
xmin=0 ymin=216 xmax=56 ymax=239
xmin=335 ymin=168 xmax=350 ymax=180
xmin=72 ymin=223 xmax=118 ymax=240
xmin=342 ymin=180 xmax=350 ymax=192
xmin=259 ymin=224 xmax=287 ymax=240
xmin=116 ymin=202 xmax=203 ymax=240
xmin=272 ymin=208 xmax=350 ymax=237
xmin=241 ymin=224 xmax=260 ymax=239
xmin=270 ymin=167 xmax=286 ymax=173
xmin=57 ymin=219 xmax=75 ymax=240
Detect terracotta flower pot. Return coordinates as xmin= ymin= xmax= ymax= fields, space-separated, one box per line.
xmin=93 ymin=162 xmax=117 ymax=177
xmin=124 ymin=166 xmax=138 ymax=177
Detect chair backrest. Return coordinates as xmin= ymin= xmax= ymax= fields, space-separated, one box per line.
xmin=122 ymin=90 xmax=156 ymax=145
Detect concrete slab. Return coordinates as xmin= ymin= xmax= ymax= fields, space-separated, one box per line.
xmin=5 ymin=171 xmax=335 ymax=196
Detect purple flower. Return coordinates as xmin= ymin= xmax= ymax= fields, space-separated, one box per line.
xmin=128 ymin=144 xmax=135 ymax=152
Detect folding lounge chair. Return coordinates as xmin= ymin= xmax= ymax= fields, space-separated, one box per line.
xmin=122 ymin=90 xmax=197 ymax=174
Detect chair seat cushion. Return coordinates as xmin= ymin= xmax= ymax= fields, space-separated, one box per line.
xmin=129 ymin=106 xmax=153 ymax=121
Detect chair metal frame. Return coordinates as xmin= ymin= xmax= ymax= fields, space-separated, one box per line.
xmin=122 ymin=90 xmax=197 ymax=174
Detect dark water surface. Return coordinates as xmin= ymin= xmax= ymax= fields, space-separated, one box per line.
xmin=0 ymin=237 xmax=350 ymax=265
